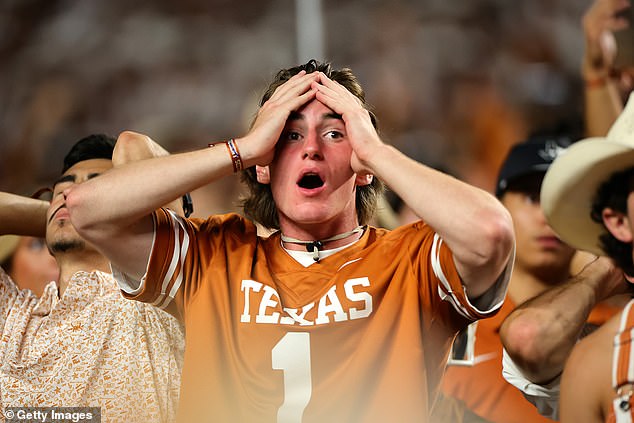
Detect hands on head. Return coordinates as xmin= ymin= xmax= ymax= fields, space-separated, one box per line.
xmin=311 ymin=72 xmax=382 ymax=177
xmin=246 ymin=70 xmax=317 ymax=167
xmin=244 ymin=70 xmax=381 ymax=177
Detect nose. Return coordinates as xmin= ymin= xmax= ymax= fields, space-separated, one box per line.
xmin=537 ymin=208 xmax=558 ymax=235
xmin=302 ymin=132 xmax=323 ymax=160
xmin=536 ymin=204 xmax=548 ymax=224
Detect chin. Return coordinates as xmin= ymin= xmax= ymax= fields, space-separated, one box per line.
xmin=286 ymin=204 xmax=333 ymax=222
xmin=290 ymin=214 xmax=331 ymax=226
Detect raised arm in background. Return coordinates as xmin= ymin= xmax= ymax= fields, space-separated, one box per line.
xmin=582 ymin=0 xmax=629 ymax=136
xmin=0 ymin=193 xmax=48 ymax=237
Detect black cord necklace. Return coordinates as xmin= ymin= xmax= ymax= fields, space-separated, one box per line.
xmin=280 ymin=226 xmax=364 ymax=262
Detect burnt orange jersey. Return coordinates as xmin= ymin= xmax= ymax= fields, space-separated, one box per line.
xmin=607 ymin=299 xmax=634 ymax=423
xmin=122 ymin=209 xmax=509 ymax=423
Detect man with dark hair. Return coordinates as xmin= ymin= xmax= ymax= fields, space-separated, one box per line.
xmin=536 ymin=93 xmax=634 ymax=423
xmin=0 ymin=134 xmax=185 ymax=423
xmin=66 ymin=60 xmax=514 ymax=422
xmin=438 ymin=130 xmax=627 ymax=423
xmin=62 ymin=134 xmax=118 ymax=173
xmin=590 ymin=167 xmax=634 ymax=275
xmin=439 ymin=134 xmax=575 ymax=423
xmin=493 ymin=0 xmax=634 ymax=420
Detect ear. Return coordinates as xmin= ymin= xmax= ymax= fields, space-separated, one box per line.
xmin=355 ymin=173 xmax=374 ymax=186
xmin=256 ymin=165 xmax=270 ymax=184
xmin=602 ymin=207 xmax=633 ymax=243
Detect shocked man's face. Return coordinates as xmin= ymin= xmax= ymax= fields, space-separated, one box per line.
xmin=258 ymin=99 xmax=371 ymax=233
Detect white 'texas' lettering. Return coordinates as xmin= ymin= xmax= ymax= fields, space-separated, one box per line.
xmin=345 ymin=277 xmax=372 ymax=319
xmin=241 ymin=279 xmax=261 ymax=323
xmin=240 ymin=278 xmax=374 ymax=326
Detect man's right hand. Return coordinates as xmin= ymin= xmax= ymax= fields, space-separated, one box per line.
xmin=241 ymin=70 xmax=318 ymax=168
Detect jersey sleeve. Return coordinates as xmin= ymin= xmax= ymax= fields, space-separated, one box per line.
xmin=115 ymin=208 xmax=197 ymax=313
xmin=501 ymin=348 xmax=560 ymax=420
xmin=114 ymin=208 xmax=256 ymax=318
xmin=427 ymin=231 xmax=512 ymax=322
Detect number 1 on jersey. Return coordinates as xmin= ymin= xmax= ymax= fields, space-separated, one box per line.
xmin=272 ymin=332 xmax=312 ymax=423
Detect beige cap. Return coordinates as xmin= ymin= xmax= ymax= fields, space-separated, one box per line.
xmin=541 ymin=92 xmax=634 ymax=255
xmin=0 ymin=235 xmax=20 ymax=264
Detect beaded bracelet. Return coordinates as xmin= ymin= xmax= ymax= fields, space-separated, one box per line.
xmin=208 ymin=139 xmax=243 ymax=173
xmin=225 ymin=138 xmax=243 ymax=172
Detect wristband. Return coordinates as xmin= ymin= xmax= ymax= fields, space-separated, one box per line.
xmin=584 ymin=75 xmax=607 ymax=89
xmin=225 ymin=138 xmax=243 ymax=172
xmin=208 ymin=139 xmax=243 ymax=173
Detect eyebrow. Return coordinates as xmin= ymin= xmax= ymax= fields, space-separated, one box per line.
xmin=52 ymin=172 xmax=102 ymax=188
xmin=53 ymin=174 xmax=75 ymax=187
xmin=288 ymin=111 xmax=343 ymax=122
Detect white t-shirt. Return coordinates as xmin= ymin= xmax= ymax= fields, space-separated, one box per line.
xmin=502 ymin=348 xmax=561 ymax=420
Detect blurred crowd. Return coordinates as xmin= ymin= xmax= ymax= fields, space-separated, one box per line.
xmin=0 ymin=0 xmax=591 ymax=215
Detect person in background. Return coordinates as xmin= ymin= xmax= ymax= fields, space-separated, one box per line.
xmin=582 ymin=0 xmax=632 ymax=136
xmin=539 ymin=92 xmax=634 ymax=423
xmin=441 ymin=133 xmax=624 ymax=423
xmin=0 ymin=134 xmax=185 ymax=423
xmin=0 ymin=190 xmax=57 ymax=297
xmin=499 ymin=0 xmax=634 ymax=419
xmin=0 ymin=235 xmax=58 ymax=296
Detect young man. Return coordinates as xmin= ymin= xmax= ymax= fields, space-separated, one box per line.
xmin=65 ymin=60 xmax=515 ymax=422
xmin=440 ymin=134 xmax=623 ymax=423
xmin=538 ymin=92 xmax=634 ymax=422
xmin=497 ymin=1 xmax=634 ymax=419
xmin=0 ymin=134 xmax=185 ymax=423
xmin=500 ymin=255 xmax=627 ymax=421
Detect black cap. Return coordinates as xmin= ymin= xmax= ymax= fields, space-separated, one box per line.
xmin=496 ymin=135 xmax=571 ymax=197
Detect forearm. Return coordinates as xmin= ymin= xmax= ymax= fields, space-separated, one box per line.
xmin=501 ymin=259 xmax=617 ymax=383
xmin=66 ymin=137 xmax=248 ymax=237
xmin=112 ymin=132 xmax=185 ymax=216
xmin=584 ymin=81 xmax=623 ymax=137
xmin=0 ymin=192 xmax=48 ymax=237
xmin=580 ymin=0 xmax=627 ymax=138
xmin=501 ymin=282 xmax=595 ymax=383
xmin=314 ymin=73 xmax=513 ymax=289
xmin=366 ymin=144 xmax=514 ymax=296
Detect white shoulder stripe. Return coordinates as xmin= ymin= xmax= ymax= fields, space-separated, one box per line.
xmin=612 ymin=300 xmax=634 ymax=389
xmin=152 ymin=209 xmax=188 ymax=309
xmin=618 ymin=300 xmax=634 ymax=333
xmin=431 ymin=233 xmax=476 ymax=320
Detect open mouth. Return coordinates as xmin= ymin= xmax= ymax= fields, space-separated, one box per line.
xmin=297 ymin=173 xmax=324 ymax=189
